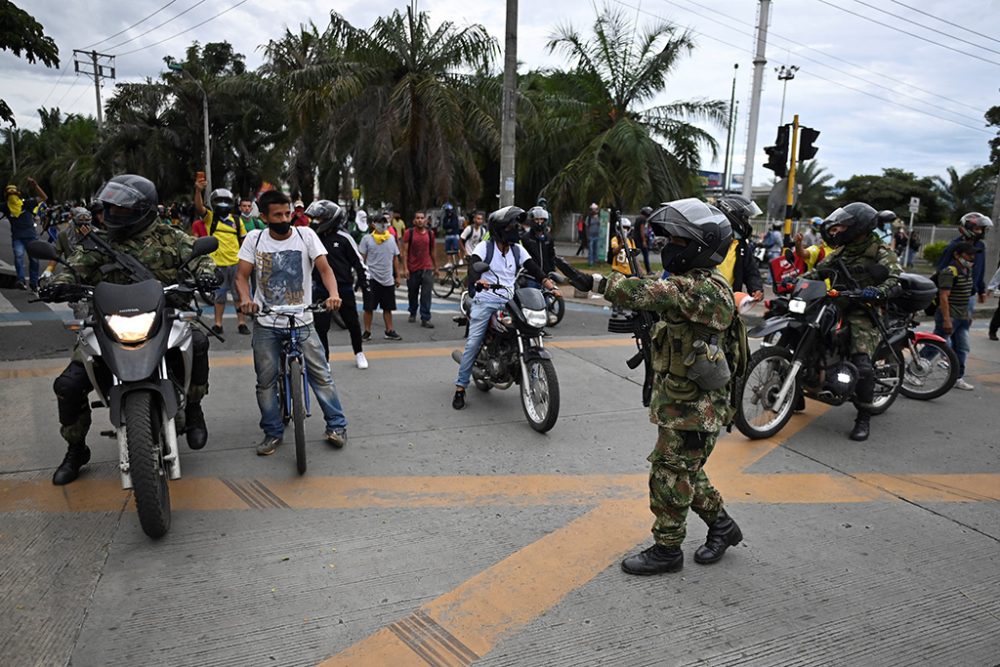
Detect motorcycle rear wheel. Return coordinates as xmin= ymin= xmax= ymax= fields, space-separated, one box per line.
xmin=521 ymin=358 xmax=560 ymax=433
xmin=125 ymin=390 xmax=171 ymax=539
xmin=899 ymin=339 xmax=958 ymax=400
xmin=866 ymin=346 xmax=904 ymax=415
xmin=735 ymin=347 xmax=797 ymax=440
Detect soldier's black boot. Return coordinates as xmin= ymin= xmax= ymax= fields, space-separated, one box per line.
xmin=621 ymin=544 xmax=683 ymax=575
xmin=185 ymin=402 xmax=208 ymax=450
xmin=52 ymin=444 xmax=91 ymax=486
xmin=694 ymin=510 xmax=743 ymax=564
xmin=849 ymin=411 xmax=870 ymax=442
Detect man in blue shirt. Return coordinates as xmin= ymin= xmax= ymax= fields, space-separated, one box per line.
xmin=1 ymin=178 xmax=47 ymax=290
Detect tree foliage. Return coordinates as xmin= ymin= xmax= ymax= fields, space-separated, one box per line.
xmin=835 ymin=168 xmax=947 ymax=225
xmin=0 ymin=0 xmax=59 ymax=125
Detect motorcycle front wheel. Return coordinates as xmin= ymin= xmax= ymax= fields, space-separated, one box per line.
xmin=521 ymin=358 xmax=560 ymax=433
xmin=735 ymin=347 xmax=798 ymax=440
xmin=124 ymin=390 xmax=171 ymax=539
xmin=899 ymin=339 xmax=959 ymax=400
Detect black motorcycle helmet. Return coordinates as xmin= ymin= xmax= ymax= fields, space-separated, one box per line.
xmin=639 ymin=205 xmax=654 ymax=219
xmin=716 ymin=194 xmax=762 ymax=239
xmin=487 ymin=206 xmax=527 ymax=244
xmin=97 ymin=174 xmax=158 ymax=242
xmin=821 ymin=202 xmax=878 ymax=247
xmin=649 ymin=198 xmax=732 ymax=273
xmin=304 ymin=199 xmax=345 ymax=235
xmin=876 ymin=209 xmax=897 ymax=229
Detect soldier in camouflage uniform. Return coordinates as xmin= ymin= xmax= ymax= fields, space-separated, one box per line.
xmin=603 ymin=198 xmax=745 ymax=576
xmin=44 ymin=175 xmax=219 ymax=485
xmin=806 ymin=202 xmax=900 ymax=441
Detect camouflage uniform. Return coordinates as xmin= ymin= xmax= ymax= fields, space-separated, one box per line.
xmin=808 ymin=232 xmax=901 ymax=356
xmin=605 ymin=268 xmax=736 ymax=548
xmin=51 ymin=224 xmax=216 ymax=445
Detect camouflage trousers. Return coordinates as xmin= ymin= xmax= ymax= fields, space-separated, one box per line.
xmin=647 ymin=427 xmax=725 ymax=548
xmin=847 ymin=311 xmax=881 ymax=357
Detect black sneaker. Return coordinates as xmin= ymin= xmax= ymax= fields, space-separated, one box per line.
xmin=452 ymin=390 xmax=466 ymax=410
xmin=324 ymin=427 xmax=347 ymax=449
xmin=408 ymin=314 xmax=416 ymax=323
xmin=211 ymin=324 xmax=224 ymax=335
xmin=362 ymin=330 xmax=372 ymax=341
xmin=421 ymin=320 xmax=435 ymax=329
xmin=384 ymin=330 xmax=402 ymax=340
xmin=238 ymin=323 xmax=251 ymax=335
xmin=256 ymin=436 xmax=282 ymax=456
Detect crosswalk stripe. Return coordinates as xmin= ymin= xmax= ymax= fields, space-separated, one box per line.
xmin=0 ymin=291 xmax=30 ymax=327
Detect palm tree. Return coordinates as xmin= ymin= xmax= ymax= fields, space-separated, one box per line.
xmin=541 ymin=5 xmax=727 ymax=212
xmin=933 ymin=165 xmax=993 ymax=224
xmin=795 ymin=160 xmax=835 ymax=218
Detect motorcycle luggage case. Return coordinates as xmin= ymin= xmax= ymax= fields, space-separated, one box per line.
xmin=889 ymin=273 xmax=936 ymax=313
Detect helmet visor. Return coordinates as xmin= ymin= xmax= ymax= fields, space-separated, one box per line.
xmin=746 ymin=200 xmax=763 ymax=219
xmin=97 ymin=180 xmax=150 ymax=210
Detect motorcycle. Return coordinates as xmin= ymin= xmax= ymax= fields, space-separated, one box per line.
xmin=735 ymin=261 xmax=920 ymax=440
xmin=543 ymin=272 xmax=567 ymax=327
xmin=452 ymin=262 xmax=560 ymax=432
xmin=28 ymin=237 xmax=219 ymax=538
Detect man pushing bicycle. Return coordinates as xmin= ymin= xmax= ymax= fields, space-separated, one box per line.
xmin=234 ymin=190 xmax=350 ymax=456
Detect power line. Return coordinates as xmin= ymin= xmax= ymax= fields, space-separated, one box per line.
xmin=52 ymin=75 xmax=85 ymax=109
xmin=815 ymin=0 xmax=1000 ymax=67
xmin=41 ymin=60 xmax=73 ymax=108
xmin=666 ymin=0 xmax=986 ymax=116
xmin=888 ymin=0 xmax=1000 ymax=47
xmin=114 ymin=0 xmax=253 ymax=57
xmin=105 ymin=0 xmax=211 ymax=52
xmin=80 ymin=0 xmax=183 ymax=50
xmin=850 ymin=0 xmax=1000 ymax=57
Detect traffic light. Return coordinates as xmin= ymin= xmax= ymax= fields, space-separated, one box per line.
xmin=799 ymin=126 xmax=820 ymax=160
xmin=763 ymin=124 xmax=790 ymax=179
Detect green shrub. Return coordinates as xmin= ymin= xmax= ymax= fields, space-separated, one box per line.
xmin=922 ymin=241 xmax=948 ymax=265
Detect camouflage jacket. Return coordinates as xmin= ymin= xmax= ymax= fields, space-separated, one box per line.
xmin=807 ymin=232 xmax=901 ymax=295
xmin=52 ymin=224 xmax=215 ymax=286
xmin=604 ymin=269 xmax=736 ymax=433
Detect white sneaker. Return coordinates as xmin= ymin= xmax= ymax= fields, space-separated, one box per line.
xmin=954 ymin=378 xmax=974 ymax=391
xmin=355 ymin=352 xmax=369 ymax=370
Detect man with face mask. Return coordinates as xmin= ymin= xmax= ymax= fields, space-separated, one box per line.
xmin=1 ymin=177 xmax=47 ymax=290
xmin=451 ymin=206 xmax=559 ymax=410
xmin=937 ymin=212 xmax=992 ymax=307
xmin=937 ymin=242 xmax=980 ymax=390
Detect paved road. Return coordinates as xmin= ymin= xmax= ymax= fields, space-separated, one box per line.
xmin=1 ymin=318 xmax=998 ymax=665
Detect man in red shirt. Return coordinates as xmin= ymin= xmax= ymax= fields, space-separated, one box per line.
xmin=401 ymin=210 xmax=438 ymax=328
xmin=291 ymin=200 xmax=310 ymax=227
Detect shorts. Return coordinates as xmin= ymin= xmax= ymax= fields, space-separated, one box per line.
xmin=214 ymin=264 xmax=239 ymax=303
xmin=364 ymin=282 xmax=397 ymax=312
xmin=444 ymin=234 xmax=460 ymax=254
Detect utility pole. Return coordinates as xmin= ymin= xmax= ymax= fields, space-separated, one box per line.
xmin=73 ymin=50 xmax=115 ymax=131
xmin=499 ymin=0 xmax=518 ymax=208
xmin=741 ymin=0 xmax=771 ymax=200
xmin=728 ymin=100 xmax=739 ymax=192
xmin=168 ymin=62 xmax=212 ymax=195
xmin=722 ymin=63 xmax=739 ymax=196
xmin=775 ymin=64 xmax=798 ymax=126
xmin=7 ymin=126 xmax=15 ymax=175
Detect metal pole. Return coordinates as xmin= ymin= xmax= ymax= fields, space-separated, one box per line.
xmin=783 ymin=114 xmax=799 ymax=239
xmin=91 ymin=51 xmax=104 ymax=130
xmin=722 ymin=64 xmax=738 ymax=196
xmin=499 ymin=0 xmax=518 ymax=208
xmin=741 ymin=0 xmax=771 ymax=199
xmin=8 ymin=126 xmax=15 ymax=174
xmin=776 ymin=65 xmax=798 ymax=127
xmin=728 ymin=100 xmax=739 ymax=192
xmin=202 ymin=90 xmax=212 ymax=195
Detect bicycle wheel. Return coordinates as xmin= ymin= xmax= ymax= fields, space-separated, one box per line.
xmin=289 ymin=358 xmax=307 ymax=475
xmin=433 ymin=271 xmax=455 ymax=299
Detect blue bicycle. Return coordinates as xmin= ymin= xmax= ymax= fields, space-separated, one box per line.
xmin=261 ymin=303 xmax=327 ymax=474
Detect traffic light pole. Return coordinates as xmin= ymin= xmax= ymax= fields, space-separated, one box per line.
xmin=783 ymin=114 xmax=799 ymax=242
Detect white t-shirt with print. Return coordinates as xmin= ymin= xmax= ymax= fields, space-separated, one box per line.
xmin=470 ymin=240 xmax=527 ymax=305
xmin=237 ymin=227 xmax=328 ymax=328
xmin=460 ymin=224 xmax=486 ymax=257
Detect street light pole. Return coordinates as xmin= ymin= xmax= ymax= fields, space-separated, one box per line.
xmin=741 ymin=0 xmax=771 ymax=199
xmin=168 ymin=62 xmax=212 ymax=194
xmin=7 ymin=126 xmax=15 ymax=175
xmin=499 ymin=0 xmax=518 ymax=208
xmin=722 ymin=63 xmax=739 ymax=196
xmin=776 ymin=64 xmax=799 ymax=127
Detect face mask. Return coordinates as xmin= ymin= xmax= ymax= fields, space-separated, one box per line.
xmin=660 ymin=243 xmax=689 ymax=273
xmin=502 ymin=226 xmax=521 ymax=243
xmin=374 ymin=222 xmax=390 ymax=233
xmin=956 ymin=257 xmax=973 ymax=269
xmin=269 ymin=222 xmax=291 ymax=235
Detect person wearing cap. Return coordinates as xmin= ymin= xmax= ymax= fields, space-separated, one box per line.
xmin=938 ymin=241 xmax=980 ymax=390
xmin=585 ymin=202 xmax=601 ymax=266
xmin=292 ymin=200 xmax=310 ymax=227
xmin=1 ymin=177 xmax=47 ymax=290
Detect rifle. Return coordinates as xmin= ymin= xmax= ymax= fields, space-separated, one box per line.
xmin=610 ymin=209 xmax=657 ymax=408
xmin=81 ymin=231 xmax=157 ymax=283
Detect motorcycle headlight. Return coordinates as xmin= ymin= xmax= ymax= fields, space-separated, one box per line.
xmin=524 ymin=308 xmax=548 ymax=329
xmin=104 ymin=312 xmax=156 ymax=343
xmin=789 ymin=298 xmax=807 ymax=314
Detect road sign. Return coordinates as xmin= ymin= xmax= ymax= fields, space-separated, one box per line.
xmin=909 ymin=197 xmax=920 ymax=214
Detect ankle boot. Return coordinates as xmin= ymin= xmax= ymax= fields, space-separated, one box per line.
xmin=849 ymin=411 xmax=870 ymax=441
xmin=52 ymin=444 xmax=91 ymax=486
xmin=621 ymin=544 xmax=684 ymax=575
xmin=694 ymin=510 xmax=743 ymax=564
xmin=185 ymin=403 xmax=208 ymax=450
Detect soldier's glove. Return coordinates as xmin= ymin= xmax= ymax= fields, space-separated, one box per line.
xmin=195 ymin=269 xmax=223 ymax=293
xmin=39 ymin=283 xmax=84 ymax=303
xmin=859 ymin=287 xmax=884 ymax=301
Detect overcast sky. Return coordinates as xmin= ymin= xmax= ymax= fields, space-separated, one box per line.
xmin=3 ymin=0 xmax=999 ymax=189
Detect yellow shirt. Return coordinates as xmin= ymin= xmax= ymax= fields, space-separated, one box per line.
xmin=801 ymin=242 xmax=832 ymax=272
xmin=205 ymin=210 xmax=247 ymax=267
xmin=611 ymin=237 xmax=637 ymax=275
xmin=718 ymin=239 xmax=740 ymax=286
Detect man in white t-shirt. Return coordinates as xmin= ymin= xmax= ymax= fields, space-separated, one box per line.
xmin=459 ymin=210 xmax=486 ymax=262
xmin=234 ymin=190 xmax=350 ymax=456
xmin=452 ymin=206 xmax=559 ymax=410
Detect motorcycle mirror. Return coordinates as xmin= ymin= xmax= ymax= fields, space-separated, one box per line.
xmin=26 ymin=240 xmax=59 ymax=262
xmin=190 ymin=236 xmax=219 ymax=258
xmin=471 ymin=261 xmax=490 ymax=275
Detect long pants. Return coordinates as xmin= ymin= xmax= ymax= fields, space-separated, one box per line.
xmin=407 ymin=269 xmax=434 ymax=322
xmin=640 ymin=246 xmax=651 ymax=274
xmin=587 ymin=236 xmax=600 ymax=266
xmin=53 ymin=330 xmax=210 ymax=446
xmin=454 ymin=298 xmax=506 ymax=388
xmin=314 ymin=283 xmax=362 ymax=356
xmin=251 ymin=322 xmax=347 ymax=438
xmin=648 ymin=428 xmax=724 ymax=547
xmin=11 ymin=237 xmax=40 ymax=288
xmin=933 ymin=308 xmax=973 ymax=378
xmin=990 ymin=303 xmax=1000 ymax=337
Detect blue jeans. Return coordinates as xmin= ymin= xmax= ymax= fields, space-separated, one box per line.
xmin=407 ymin=269 xmax=434 ymax=322
xmin=932 ymin=309 xmax=973 ymax=378
xmin=455 ymin=298 xmax=506 ymax=388
xmin=252 ymin=323 xmax=347 ymax=438
xmin=444 ymin=234 xmax=460 ymax=255
xmin=11 ymin=237 xmax=40 ymax=287
xmin=588 ymin=236 xmax=600 ymax=266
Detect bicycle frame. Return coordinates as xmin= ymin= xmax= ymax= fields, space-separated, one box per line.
xmin=281 ymin=324 xmax=312 ymax=420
